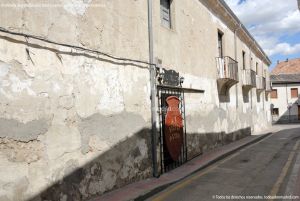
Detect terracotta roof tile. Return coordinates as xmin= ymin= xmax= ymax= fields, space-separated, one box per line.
xmin=271 ymin=58 xmax=300 ymax=75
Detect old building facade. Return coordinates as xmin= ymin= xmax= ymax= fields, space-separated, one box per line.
xmin=271 ymin=58 xmax=300 ymax=123
xmin=0 ymin=0 xmax=271 ymax=200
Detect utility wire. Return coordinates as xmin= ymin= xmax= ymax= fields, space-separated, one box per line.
xmin=0 ymin=26 xmax=155 ymax=67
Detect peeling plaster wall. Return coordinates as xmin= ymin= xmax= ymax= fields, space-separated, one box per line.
xmin=0 ymin=1 xmax=152 ymax=200
xmin=0 ymin=0 xmax=271 ymax=200
xmin=0 ymin=42 xmax=152 ymax=200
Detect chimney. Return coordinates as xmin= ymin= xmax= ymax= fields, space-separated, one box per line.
xmin=286 ymin=58 xmax=289 ymax=62
xmin=277 ymin=60 xmax=279 ymax=64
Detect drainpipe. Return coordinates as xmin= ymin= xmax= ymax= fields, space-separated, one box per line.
xmin=262 ymin=65 xmax=265 ymax=111
xmin=147 ymin=0 xmax=159 ymax=177
xmin=249 ymin=48 xmax=253 ymax=110
xmin=286 ymin=83 xmax=290 ymax=123
xmin=234 ymin=24 xmax=241 ymax=109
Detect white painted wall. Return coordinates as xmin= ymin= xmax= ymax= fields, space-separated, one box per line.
xmin=271 ymin=83 xmax=300 ymax=121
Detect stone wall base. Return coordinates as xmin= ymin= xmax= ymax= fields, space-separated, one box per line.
xmin=187 ymin=127 xmax=251 ymax=160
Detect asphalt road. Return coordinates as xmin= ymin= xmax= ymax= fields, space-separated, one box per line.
xmin=147 ymin=125 xmax=300 ymax=201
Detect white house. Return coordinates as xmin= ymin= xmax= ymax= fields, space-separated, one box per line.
xmin=271 ymin=58 xmax=300 ymax=123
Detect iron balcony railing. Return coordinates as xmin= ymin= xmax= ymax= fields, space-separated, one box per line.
xmin=256 ymin=75 xmax=265 ymax=90
xmin=265 ymin=80 xmax=272 ymax=92
xmin=242 ymin=69 xmax=256 ymax=87
xmin=216 ymin=56 xmax=239 ymax=81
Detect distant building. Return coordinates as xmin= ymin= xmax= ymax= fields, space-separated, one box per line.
xmin=270 ymin=58 xmax=300 ymax=123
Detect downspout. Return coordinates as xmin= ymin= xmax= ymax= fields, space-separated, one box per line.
xmin=286 ymin=83 xmax=288 ymax=105
xmin=262 ymin=64 xmax=265 ymax=111
xmin=250 ymin=48 xmax=253 ymax=110
xmin=234 ymin=24 xmax=241 ymax=109
xmin=286 ymin=83 xmax=290 ymax=123
xmin=147 ymin=0 xmax=159 ymax=177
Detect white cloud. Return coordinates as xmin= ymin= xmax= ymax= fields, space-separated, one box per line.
xmin=226 ymin=0 xmax=297 ymax=28
xmin=267 ymin=43 xmax=300 ymax=56
xmin=225 ymin=0 xmax=300 ymax=57
xmin=250 ymin=11 xmax=300 ymax=36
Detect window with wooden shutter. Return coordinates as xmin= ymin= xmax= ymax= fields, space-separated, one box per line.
xmin=160 ymin=0 xmax=171 ymax=28
xmin=291 ymin=88 xmax=298 ymax=98
xmin=271 ymin=89 xmax=277 ymax=99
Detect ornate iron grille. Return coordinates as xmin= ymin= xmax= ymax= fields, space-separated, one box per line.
xmin=157 ymin=86 xmax=187 ymax=174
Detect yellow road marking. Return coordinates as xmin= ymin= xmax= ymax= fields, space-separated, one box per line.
xmin=152 ymin=152 xmax=239 ymax=201
xmin=268 ymin=140 xmax=300 ymax=201
xmin=152 ymin=135 xmax=272 ymax=201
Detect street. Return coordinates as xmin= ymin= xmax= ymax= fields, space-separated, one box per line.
xmin=147 ymin=125 xmax=300 ymax=201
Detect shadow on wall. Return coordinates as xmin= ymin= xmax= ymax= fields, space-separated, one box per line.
xmin=0 ymin=33 xmax=154 ymax=201
xmin=218 ymin=86 xmax=231 ymax=103
xmin=273 ymin=98 xmax=300 ymax=124
xmin=257 ymin=90 xmax=261 ymax=103
xmin=242 ymin=87 xmax=251 ymax=103
xmin=28 ymin=128 xmax=153 ymax=201
xmin=26 ymin=126 xmax=252 ymax=201
xmin=186 ymin=127 xmax=251 ymax=161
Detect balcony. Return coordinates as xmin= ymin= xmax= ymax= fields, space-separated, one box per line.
xmin=216 ymin=56 xmax=239 ymax=95
xmin=242 ymin=69 xmax=256 ymax=89
xmin=256 ymin=75 xmax=265 ymax=91
xmin=265 ymin=80 xmax=272 ymax=92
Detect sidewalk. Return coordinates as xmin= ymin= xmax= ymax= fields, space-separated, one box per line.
xmin=91 ymin=131 xmax=273 ymax=201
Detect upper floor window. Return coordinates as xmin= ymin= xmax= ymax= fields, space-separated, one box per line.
xmin=218 ymin=31 xmax=223 ymax=57
xmin=271 ymin=89 xmax=278 ymax=99
xmin=242 ymin=51 xmax=246 ymax=69
xmin=161 ymin=0 xmax=172 ymax=29
xmin=250 ymin=57 xmax=253 ymax=69
xmin=256 ymin=62 xmax=259 ymax=75
xmin=291 ymin=88 xmax=298 ymax=98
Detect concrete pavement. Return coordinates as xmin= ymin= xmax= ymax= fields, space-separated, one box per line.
xmin=147 ymin=124 xmax=300 ymax=201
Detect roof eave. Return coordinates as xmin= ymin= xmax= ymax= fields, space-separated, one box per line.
xmin=218 ymin=0 xmax=272 ymax=65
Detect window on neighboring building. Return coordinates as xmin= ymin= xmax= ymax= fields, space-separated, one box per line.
xmin=218 ymin=31 xmax=223 ymax=57
xmin=242 ymin=51 xmax=246 ymax=70
xmin=271 ymin=89 xmax=278 ymax=99
xmin=272 ymin=108 xmax=279 ymax=116
xmin=160 ymin=0 xmax=172 ymax=29
xmin=291 ymin=88 xmax=298 ymax=98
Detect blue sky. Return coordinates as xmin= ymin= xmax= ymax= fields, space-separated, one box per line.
xmin=225 ymin=0 xmax=300 ymax=70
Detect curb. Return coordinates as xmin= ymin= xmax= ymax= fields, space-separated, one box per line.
xmin=134 ymin=132 xmax=273 ymax=201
